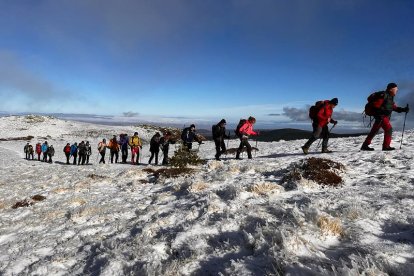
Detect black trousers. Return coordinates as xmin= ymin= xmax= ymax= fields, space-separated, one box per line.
xmin=304 ymin=123 xmax=329 ymax=149
xmin=86 ymin=155 xmax=90 ymax=164
xmin=42 ymin=152 xmax=48 ymax=162
xmin=65 ymin=153 xmax=70 ymax=164
xmin=78 ymin=154 xmax=86 ymax=165
xmin=72 ymin=154 xmax=77 ymax=165
xmin=111 ymin=151 xmax=119 ymax=163
xmin=162 ymin=150 xmax=169 ymax=165
xmin=149 ymin=151 xmax=159 ymax=164
xmin=214 ymin=138 xmax=226 ymax=159
xmin=121 ymin=147 xmax=128 ymax=163
xmin=237 ymin=138 xmax=252 ymax=159
xmin=99 ymin=152 xmax=106 ymax=164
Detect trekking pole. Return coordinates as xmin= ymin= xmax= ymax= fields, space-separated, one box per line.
xmin=255 ymin=138 xmax=258 ymax=157
xmin=316 ymin=124 xmax=335 ymax=150
xmin=400 ymin=104 xmax=409 ymax=149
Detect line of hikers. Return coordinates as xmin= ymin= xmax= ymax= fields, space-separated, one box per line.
xmin=22 ymin=82 xmax=410 ymax=165
xmin=24 ymin=141 xmax=55 ymax=163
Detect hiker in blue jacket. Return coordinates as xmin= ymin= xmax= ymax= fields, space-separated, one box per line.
xmin=70 ymin=142 xmax=78 ymax=165
xmin=41 ymin=141 xmax=49 ymax=162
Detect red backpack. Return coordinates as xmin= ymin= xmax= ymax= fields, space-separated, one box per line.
xmin=364 ymin=91 xmax=385 ymax=116
xmin=36 ymin=144 xmax=41 ymax=153
xmin=64 ymin=145 xmax=71 ymax=154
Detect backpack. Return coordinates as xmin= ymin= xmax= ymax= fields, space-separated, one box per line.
xmin=235 ymin=119 xmax=247 ymax=137
xmin=181 ymin=128 xmax=188 ymax=141
xmin=64 ymin=145 xmax=71 ymax=154
xmin=364 ymin=91 xmax=385 ymax=116
xmin=309 ymin=101 xmax=325 ymax=120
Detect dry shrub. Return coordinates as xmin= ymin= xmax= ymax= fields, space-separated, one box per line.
xmin=169 ymin=145 xmax=205 ymax=168
xmin=249 ymin=182 xmax=281 ymax=195
xmin=225 ymin=147 xmax=259 ymax=155
xmin=87 ymin=174 xmax=107 ymax=180
xmin=12 ymin=199 xmax=33 ymax=209
xmin=31 ymin=195 xmax=46 ymax=201
xmin=143 ymin=167 xmax=196 ymax=178
xmin=283 ymin=157 xmax=344 ymax=187
xmin=190 ymin=182 xmax=209 ymax=192
xmin=317 ymin=215 xmax=344 ymax=237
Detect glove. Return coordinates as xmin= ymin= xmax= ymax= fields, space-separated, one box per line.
xmin=403 ymin=106 xmax=409 ymax=113
xmin=331 ymin=119 xmax=337 ymax=125
xmin=140 ymin=146 xmax=142 ymax=149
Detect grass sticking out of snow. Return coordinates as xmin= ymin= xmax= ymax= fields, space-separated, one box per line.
xmin=317 ymin=215 xmax=344 ymax=237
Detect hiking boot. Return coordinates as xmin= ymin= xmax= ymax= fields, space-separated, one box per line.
xmin=215 ymin=157 xmax=221 ymax=161
xmin=361 ymin=144 xmax=374 ymax=151
xmin=382 ymin=146 xmax=395 ymax=151
xmin=321 ymin=148 xmax=332 ymax=153
xmin=301 ymin=146 xmax=309 ymax=155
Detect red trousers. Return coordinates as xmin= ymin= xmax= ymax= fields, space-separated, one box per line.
xmin=364 ymin=116 xmax=392 ymax=147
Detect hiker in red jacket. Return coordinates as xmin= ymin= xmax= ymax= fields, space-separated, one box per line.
xmin=35 ymin=142 xmax=42 ymax=161
xmin=302 ymin=98 xmax=338 ymax=154
xmin=361 ymin=83 xmax=409 ymax=151
xmin=236 ymin=116 xmax=258 ymax=160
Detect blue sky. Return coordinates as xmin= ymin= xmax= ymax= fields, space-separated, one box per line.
xmin=0 ymin=0 xmax=413 ymax=129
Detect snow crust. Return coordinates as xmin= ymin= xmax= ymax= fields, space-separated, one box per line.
xmin=0 ymin=115 xmax=413 ymax=275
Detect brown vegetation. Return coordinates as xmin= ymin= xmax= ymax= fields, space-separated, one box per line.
xmin=143 ymin=167 xmax=196 ymax=178
xmin=0 ymin=136 xmax=34 ymax=141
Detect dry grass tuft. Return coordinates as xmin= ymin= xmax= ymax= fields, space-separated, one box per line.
xmin=143 ymin=167 xmax=196 ymax=178
xmin=283 ymin=157 xmax=345 ymax=187
xmin=317 ymin=215 xmax=344 ymax=237
xmin=190 ymin=182 xmax=209 ymax=192
xmin=31 ymin=194 xmax=46 ymax=201
xmin=87 ymin=174 xmax=107 ymax=180
xmin=249 ymin=182 xmax=281 ymax=195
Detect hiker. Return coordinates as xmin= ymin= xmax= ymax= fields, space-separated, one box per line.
xmin=108 ymin=135 xmax=120 ymax=163
xmin=235 ymin=116 xmax=259 ymax=160
xmin=77 ymin=141 xmax=87 ymax=165
xmin=63 ymin=143 xmax=71 ymax=164
xmin=212 ymin=119 xmax=230 ymax=161
xmin=119 ymin=134 xmax=129 ymax=163
xmin=35 ymin=142 xmax=42 ymax=161
xmin=301 ymin=98 xmax=338 ymax=154
xmin=85 ymin=141 xmax=92 ymax=164
xmin=47 ymin=145 xmax=55 ymax=163
xmin=24 ymin=143 xmax=30 ymax=159
xmin=181 ymin=124 xmax=202 ymax=150
xmin=28 ymin=144 xmax=34 ymax=160
xmin=149 ymin=132 xmax=161 ymax=165
xmin=98 ymin=139 xmax=107 ymax=164
xmin=41 ymin=141 xmax=49 ymax=162
xmin=129 ymin=132 xmax=142 ymax=165
xmin=160 ymin=131 xmax=175 ymax=165
xmin=70 ymin=142 xmax=78 ymax=165
xmin=361 ymin=83 xmax=409 ymax=151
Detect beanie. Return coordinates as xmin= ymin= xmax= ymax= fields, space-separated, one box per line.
xmin=190 ymin=124 xmax=195 ymax=128
xmin=386 ymin=82 xmax=397 ymax=90
xmin=330 ymin=98 xmax=338 ymax=105
xmin=219 ymin=119 xmax=226 ymax=124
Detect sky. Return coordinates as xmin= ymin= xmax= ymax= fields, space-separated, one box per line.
xmin=0 ymin=0 xmax=413 ymax=130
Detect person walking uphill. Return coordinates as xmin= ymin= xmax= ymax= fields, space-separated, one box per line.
xmin=129 ymin=132 xmax=142 ymax=164
xmin=236 ymin=116 xmax=259 ymax=160
xmin=85 ymin=141 xmax=92 ymax=164
xmin=98 ymin=139 xmax=107 ymax=164
xmin=108 ymin=135 xmax=120 ymax=163
xmin=63 ymin=143 xmax=71 ymax=164
xmin=302 ymin=98 xmax=338 ymax=154
xmin=181 ymin=124 xmax=202 ymax=150
xmin=212 ymin=119 xmax=230 ymax=161
xmin=77 ymin=141 xmax=87 ymax=165
xmin=361 ymin=83 xmax=409 ymax=151
xmin=70 ymin=142 xmax=78 ymax=165
xmin=119 ymin=134 xmax=129 ymax=163
xmin=35 ymin=142 xmax=42 ymax=161
xmin=41 ymin=141 xmax=49 ymax=162
xmin=24 ymin=143 xmax=30 ymax=159
xmin=148 ymin=132 xmax=161 ymax=165
xmin=160 ymin=131 xmax=175 ymax=165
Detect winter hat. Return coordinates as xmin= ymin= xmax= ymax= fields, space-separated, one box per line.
xmin=219 ymin=119 xmax=226 ymax=124
xmin=329 ymin=98 xmax=339 ymax=105
xmin=386 ymin=82 xmax=397 ymax=90
xmin=190 ymin=124 xmax=195 ymax=128
xmin=134 ymin=132 xmax=138 ymax=135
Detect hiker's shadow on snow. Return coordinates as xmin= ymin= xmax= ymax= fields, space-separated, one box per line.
xmin=378 ymin=219 xmax=414 ymax=245
xmin=54 ymin=161 xmax=94 ymax=166
xmin=260 ymin=152 xmax=305 ymax=158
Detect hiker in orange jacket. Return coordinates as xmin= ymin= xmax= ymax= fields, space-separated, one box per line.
xmin=108 ymin=135 xmax=120 ymax=163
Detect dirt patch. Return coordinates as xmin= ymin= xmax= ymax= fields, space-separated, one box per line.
xmin=143 ymin=167 xmax=196 ymax=178
xmin=12 ymin=199 xmax=33 ymax=209
xmin=31 ymin=195 xmax=46 ymax=201
xmin=0 ymin=136 xmax=34 ymax=141
xmin=87 ymin=174 xmax=107 ymax=180
xmin=282 ymin=157 xmax=345 ymax=187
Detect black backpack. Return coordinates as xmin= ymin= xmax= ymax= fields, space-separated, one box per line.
xmin=235 ymin=119 xmax=247 ymax=137
xmin=309 ymin=101 xmax=325 ymax=120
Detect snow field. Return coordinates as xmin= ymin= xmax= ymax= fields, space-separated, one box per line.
xmin=0 ymin=116 xmax=413 ymax=275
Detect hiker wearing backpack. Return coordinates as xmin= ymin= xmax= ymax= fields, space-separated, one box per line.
xmin=129 ymin=132 xmax=142 ymax=164
xmin=149 ymin=132 xmax=161 ymax=165
xmin=361 ymin=83 xmax=409 ymax=151
xmin=63 ymin=143 xmax=71 ymax=164
xmin=70 ymin=142 xmax=78 ymax=165
xmin=160 ymin=131 xmax=175 ymax=165
xmin=119 ymin=134 xmax=129 ymax=163
xmin=108 ymin=135 xmax=120 ymax=163
xmin=77 ymin=141 xmax=87 ymax=165
xmin=28 ymin=144 xmax=34 ymax=160
xmin=302 ymin=98 xmax=338 ymax=154
xmin=98 ymin=139 xmax=107 ymax=164
xmin=41 ymin=141 xmax=49 ymax=162
xmin=85 ymin=141 xmax=92 ymax=164
xmin=181 ymin=124 xmax=202 ymax=150
xmin=24 ymin=143 xmax=30 ymax=159
xmin=235 ymin=116 xmax=258 ymax=160
xmin=212 ymin=119 xmax=230 ymax=161
xmin=35 ymin=142 xmax=42 ymax=161
xmin=47 ymin=145 xmax=55 ymax=163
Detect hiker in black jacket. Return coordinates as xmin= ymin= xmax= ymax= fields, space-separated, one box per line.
xmin=181 ymin=124 xmax=202 ymax=150
xmin=212 ymin=119 xmax=230 ymax=161
xmin=77 ymin=141 xmax=87 ymax=165
xmin=160 ymin=131 xmax=175 ymax=165
xmin=149 ymin=132 xmax=161 ymax=165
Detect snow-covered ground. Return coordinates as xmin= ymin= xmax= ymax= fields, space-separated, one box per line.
xmin=0 ymin=115 xmax=413 ymax=275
